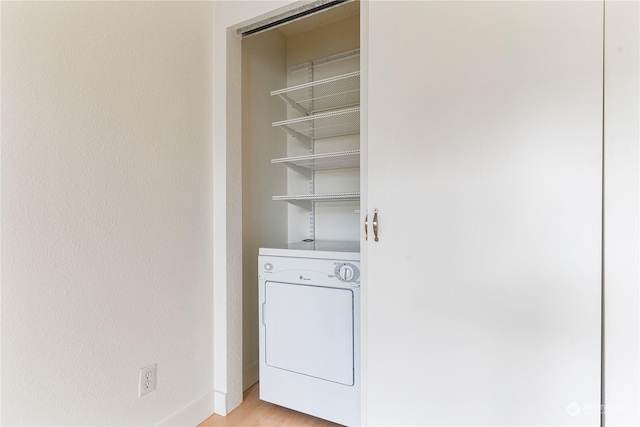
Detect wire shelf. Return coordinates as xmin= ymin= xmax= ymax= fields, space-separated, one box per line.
xmin=273 ymin=191 xmax=360 ymax=210
xmin=271 ymin=71 xmax=360 ymax=114
xmin=273 ymin=107 xmax=360 ymax=142
xmin=271 ymin=150 xmax=360 ymax=174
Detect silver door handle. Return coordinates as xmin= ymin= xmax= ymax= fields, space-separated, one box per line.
xmin=373 ymin=209 xmax=379 ymax=242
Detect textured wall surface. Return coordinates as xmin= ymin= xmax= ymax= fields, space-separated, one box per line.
xmin=1 ymin=2 xmax=214 ymax=425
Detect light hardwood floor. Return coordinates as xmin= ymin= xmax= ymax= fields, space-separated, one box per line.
xmin=198 ymin=383 xmax=342 ymax=427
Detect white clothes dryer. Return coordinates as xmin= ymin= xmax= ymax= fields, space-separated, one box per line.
xmin=258 ymin=241 xmax=360 ymax=426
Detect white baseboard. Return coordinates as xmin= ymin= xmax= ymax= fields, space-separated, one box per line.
xmin=159 ymin=391 xmax=216 ymax=427
xmin=243 ymin=361 xmax=259 ymax=391
xmin=165 ymin=380 xmax=248 ymax=423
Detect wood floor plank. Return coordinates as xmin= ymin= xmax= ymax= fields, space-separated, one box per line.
xmin=198 ymin=383 xmax=342 ymax=427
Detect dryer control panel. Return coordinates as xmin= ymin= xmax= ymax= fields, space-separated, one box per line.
xmin=259 ymin=252 xmax=361 ymax=287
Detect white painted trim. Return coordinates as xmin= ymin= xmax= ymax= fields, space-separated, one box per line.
xmin=213 ymin=1 xmax=311 ymax=421
xmin=0 ymin=2 xmax=3 ymax=421
xmin=159 ymin=391 xmax=215 ymax=427
xmin=213 ymin=390 xmax=228 ymax=416
xmin=243 ymin=361 xmax=259 ymax=391
xmin=359 ymin=1 xmax=368 ymax=426
xmin=603 ymin=1 xmax=640 ymax=425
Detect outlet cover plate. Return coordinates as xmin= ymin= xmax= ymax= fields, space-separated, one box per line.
xmin=139 ymin=363 xmax=157 ymax=397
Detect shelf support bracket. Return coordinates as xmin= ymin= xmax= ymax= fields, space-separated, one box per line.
xmin=278 ymin=125 xmax=312 ymax=148
xmin=277 ymin=94 xmax=311 ymax=116
xmin=284 ymin=199 xmax=312 ymax=210
xmin=282 ymin=162 xmax=313 ymax=179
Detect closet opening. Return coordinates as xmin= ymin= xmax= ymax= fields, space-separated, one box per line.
xmin=238 ymin=1 xmax=361 ymax=424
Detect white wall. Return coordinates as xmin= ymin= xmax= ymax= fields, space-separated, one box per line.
xmin=1 ymin=2 xmax=215 ymax=425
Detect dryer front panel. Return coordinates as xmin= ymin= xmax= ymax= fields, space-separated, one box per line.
xmin=264 ymin=280 xmax=354 ymax=386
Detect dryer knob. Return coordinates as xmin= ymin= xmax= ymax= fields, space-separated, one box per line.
xmin=339 ymin=265 xmax=354 ymax=281
xmin=334 ymin=263 xmax=360 ymax=282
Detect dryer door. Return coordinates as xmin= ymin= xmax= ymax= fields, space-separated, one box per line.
xmin=264 ymin=281 xmax=354 ymax=386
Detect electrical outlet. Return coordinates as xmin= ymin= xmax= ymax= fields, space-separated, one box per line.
xmin=138 ymin=364 xmax=157 ymax=397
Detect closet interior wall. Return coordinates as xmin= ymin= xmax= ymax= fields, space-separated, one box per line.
xmin=241 ymin=30 xmax=288 ymax=391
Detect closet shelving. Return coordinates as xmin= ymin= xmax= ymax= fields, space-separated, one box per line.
xmin=271 ymin=150 xmax=360 ymax=177
xmin=270 ymin=70 xmax=360 ymax=114
xmin=271 ymin=64 xmax=360 ymax=220
xmin=272 ymin=192 xmax=360 ymax=210
xmin=272 ymin=107 xmax=360 ymax=146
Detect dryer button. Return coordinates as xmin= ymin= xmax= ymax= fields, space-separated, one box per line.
xmin=264 ymin=263 xmax=273 ymax=271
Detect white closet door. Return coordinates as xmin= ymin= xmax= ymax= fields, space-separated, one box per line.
xmin=365 ymin=1 xmax=603 ymax=426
